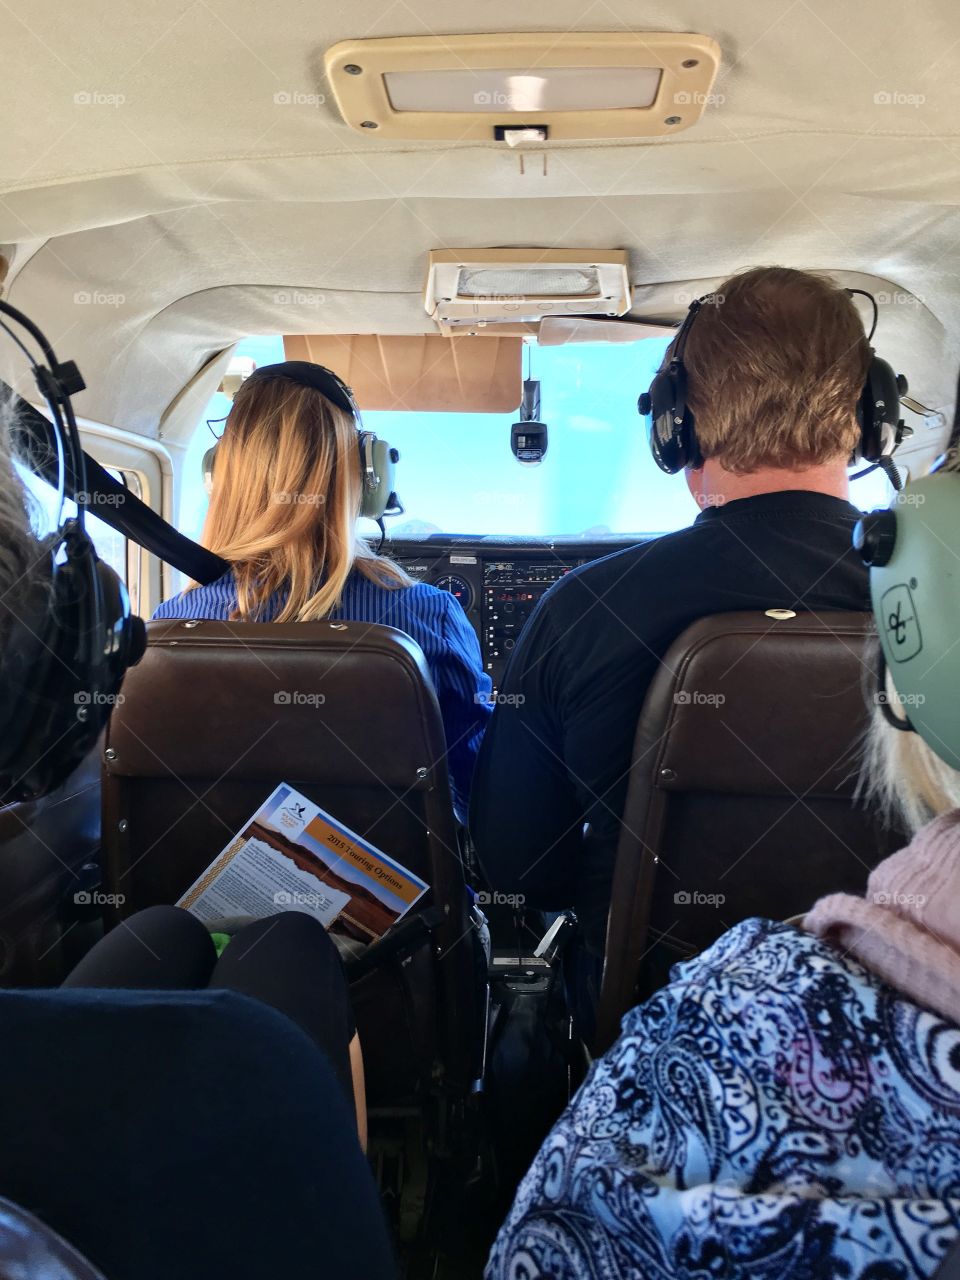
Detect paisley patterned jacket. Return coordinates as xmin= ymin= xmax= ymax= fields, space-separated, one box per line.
xmin=487 ymin=918 xmax=960 ymax=1280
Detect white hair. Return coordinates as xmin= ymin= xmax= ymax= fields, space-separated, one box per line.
xmin=0 ymin=395 xmax=49 ymax=627
xmin=860 ymin=666 xmax=960 ymax=835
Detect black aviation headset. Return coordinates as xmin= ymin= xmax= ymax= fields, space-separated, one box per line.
xmin=203 ymin=360 xmax=403 ymax=527
xmin=638 ymin=289 xmax=910 ymax=479
xmin=0 ymin=301 xmax=146 ymax=803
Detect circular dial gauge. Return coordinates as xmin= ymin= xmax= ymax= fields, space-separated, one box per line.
xmin=434 ymin=573 xmax=475 ymax=612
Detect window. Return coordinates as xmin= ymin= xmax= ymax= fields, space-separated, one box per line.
xmin=180 ymin=335 xmax=901 ymax=541
xmin=178 ymin=335 xmax=285 ymax=541
xmin=16 ymin=462 xmax=144 ymax=611
xmin=367 ymin=338 xmax=685 ymax=538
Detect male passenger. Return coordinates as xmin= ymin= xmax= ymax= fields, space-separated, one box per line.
xmin=469 ymin=267 xmax=873 ymax=1027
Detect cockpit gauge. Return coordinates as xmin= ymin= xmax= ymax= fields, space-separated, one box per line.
xmin=434 ymin=573 xmax=475 ymax=612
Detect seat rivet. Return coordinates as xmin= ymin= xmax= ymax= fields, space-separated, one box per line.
xmin=183 ymin=619 xmax=201 ymax=629
xmin=415 ymin=766 xmax=428 ymax=781
xmin=764 ymin=608 xmax=797 ymax=620
xmin=118 ymin=819 xmax=128 ymax=832
xmin=660 ymin=767 xmax=677 ymax=783
xmin=104 ymin=748 xmax=118 ymax=762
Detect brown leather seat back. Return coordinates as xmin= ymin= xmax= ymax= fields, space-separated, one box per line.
xmin=101 ymin=618 xmax=480 ymax=1103
xmin=596 ymin=610 xmax=900 ymax=1051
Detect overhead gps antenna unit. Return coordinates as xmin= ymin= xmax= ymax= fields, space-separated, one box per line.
xmin=512 ymin=378 xmax=547 ymax=465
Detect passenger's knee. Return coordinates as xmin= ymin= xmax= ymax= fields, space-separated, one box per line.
xmin=231 ymin=910 xmax=337 ymax=958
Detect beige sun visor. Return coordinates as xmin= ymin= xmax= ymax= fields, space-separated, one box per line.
xmin=283 ymin=333 xmax=522 ymax=413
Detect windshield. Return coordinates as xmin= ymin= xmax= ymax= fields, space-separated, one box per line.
xmin=366 ymin=338 xmax=690 ymax=539
xmin=179 ymin=336 xmax=898 ymax=541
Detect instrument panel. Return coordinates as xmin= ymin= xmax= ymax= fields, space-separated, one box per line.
xmin=389 ymin=538 xmax=637 ymax=688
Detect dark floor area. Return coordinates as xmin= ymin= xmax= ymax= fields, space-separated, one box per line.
xmin=378 ymin=904 xmax=588 ymax=1279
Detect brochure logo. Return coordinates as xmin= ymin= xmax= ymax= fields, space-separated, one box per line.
xmin=278 ymin=801 xmax=308 ymax=833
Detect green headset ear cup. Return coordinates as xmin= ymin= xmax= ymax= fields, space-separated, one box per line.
xmin=870 ymin=473 xmax=960 ymax=769
xmin=358 ymin=434 xmax=396 ymax=520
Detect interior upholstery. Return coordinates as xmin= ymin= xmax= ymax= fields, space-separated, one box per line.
xmin=100 ymin=617 xmax=483 ymax=1105
xmin=0 ymin=0 xmax=956 ymax=467
xmin=594 ymin=610 xmax=903 ymax=1053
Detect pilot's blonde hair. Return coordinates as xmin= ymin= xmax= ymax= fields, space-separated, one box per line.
xmin=193 ymin=374 xmax=408 ymax=622
xmin=684 ymin=266 xmax=871 ymax=474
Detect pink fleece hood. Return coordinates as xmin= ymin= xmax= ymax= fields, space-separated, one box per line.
xmin=805 ymin=809 xmax=960 ymax=1024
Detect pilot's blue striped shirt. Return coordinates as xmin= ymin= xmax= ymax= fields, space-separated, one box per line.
xmin=154 ymin=570 xmax=493 ymax=820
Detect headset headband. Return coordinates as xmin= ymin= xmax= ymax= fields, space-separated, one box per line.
xmin=242 ymin=361 xmax=361 ymax=422
xmin=668 ymin=297 xmax=704 ymax=365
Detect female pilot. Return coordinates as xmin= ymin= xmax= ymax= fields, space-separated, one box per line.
xmin=155 ymin=361 xmax=491 ymax=820
xmin=488 ymin=456 xmax=960 ymax=1280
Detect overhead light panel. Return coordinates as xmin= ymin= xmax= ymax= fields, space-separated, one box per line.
xmin=325 ymin=33 xmax=722 ymax=141
xmin=424 ymin=249 xmax=631 ymax=335
xmin=383 ymin=67 xmax=663 ymax=114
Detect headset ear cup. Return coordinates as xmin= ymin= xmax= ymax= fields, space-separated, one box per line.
xmin=357 ymin=433 xmax=397 ymax=520
xmin=642 ymin=301 xmax=704 ymax=476
xmin=857 ymin=354 xmax=902 ymax=463
xmin=357 ymin=432 xmax=374 ymax=518
xmin=0 ymin=537 xmax=144 ymax=803
xmin=857 ymin=369 xmax=882 ymax=464
xmin=645 ymin=366 xmax=696 ymax=475
xmin=95 ymin=558 xmax=145 ymax=689
xmin=671 ymin=361 xmax=700 ymax=470
xmin=1 ymin=548 xmax=90 ymax=800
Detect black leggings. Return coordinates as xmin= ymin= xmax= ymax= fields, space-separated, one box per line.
xmin=63 ymin=906 xmax=357 ymax=1111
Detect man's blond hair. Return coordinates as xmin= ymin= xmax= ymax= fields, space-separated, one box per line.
xmin=683 ymin=266 xmax=871 ymax=474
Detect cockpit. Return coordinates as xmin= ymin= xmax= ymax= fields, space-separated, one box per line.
xmin=2 ymin=6 xmax=960 ymax=1279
